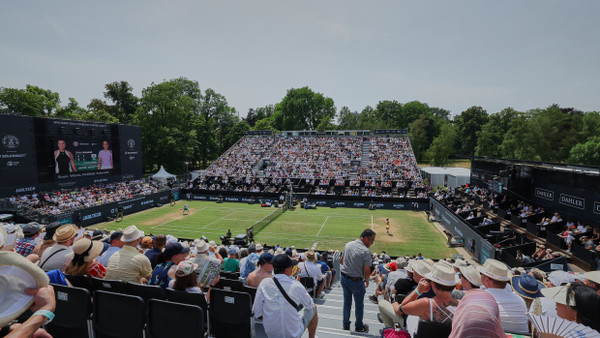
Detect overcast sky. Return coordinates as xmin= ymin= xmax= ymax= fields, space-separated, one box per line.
xmin=2 ymin=1 xmax=599 ymax=118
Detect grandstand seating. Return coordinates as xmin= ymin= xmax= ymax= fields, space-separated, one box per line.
xmin=48 ymin=283 xmax=92 ymax=338
xmin=189 ymin=134 xmax=424 ymax=199
xmin=146 ymin=299 xmax=205 ymax=338
xmin=209 ymin=288 xmax=254 ymax=338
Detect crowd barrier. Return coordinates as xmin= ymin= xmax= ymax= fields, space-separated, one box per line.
xmin=50 ymin=190 xmax=172 ymax=227
xmin=180 ymin=189 xmax=429 ymax=211
xmin=429 ymin=197 xmax=497 ymax=264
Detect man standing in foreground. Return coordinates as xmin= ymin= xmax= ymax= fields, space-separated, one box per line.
xmin=253 ymin=254 xmax=318 ymax=338
xmin=340 ymin=228 xmax=375 ymax=333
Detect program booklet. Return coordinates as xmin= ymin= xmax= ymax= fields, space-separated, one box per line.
xmin=194 ymin=254 xmax=222 ymax=287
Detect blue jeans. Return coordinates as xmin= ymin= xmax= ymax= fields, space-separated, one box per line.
xmin=341 ymin=274 xmax=366 ymax=329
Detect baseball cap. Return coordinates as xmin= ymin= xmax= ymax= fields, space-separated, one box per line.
xmin=273 ymin=254 xmax=297 ymax=272
xmin=258 ymin=252 xmax=275 ymax=266
xmin=22 ymin=223 xmax=43 ymax=237
xmin=141 ymin=236 xmax=153 ymax=246
xmin=164 ymin=242 xmax=190 ymax=260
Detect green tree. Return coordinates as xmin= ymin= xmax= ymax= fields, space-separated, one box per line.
xmin=103 ymin=81 xmax=139 ymax=124
xmin=454 ymin=106 xmax=489 ymax=155
xmin=568 ymin=136 xmax=600 ymax=165
xmin=427 ymin=123 xmax=457 ymax=166
xmin=337 ymin=106 xmax=359 ymax=130
xmin=55 ymin=98 xmax=118 ymax=123
xmin=357 ymin=106 xmax=377 ymax=130
xmin=0 ymin=85 xmax=60 ymax=116
xmin=134 ymin=77 xmax=202 ymax=173
xmin=273 ymin=87 xmax=336 ymax=130
xmin=580 ymin=111 xmax=600 ymax=140
xmin=224 ymin=120 xmax=251 ymax=150
xmin=374 ymin=100 xmax=403 ymax=128
xmin=200 ymin=88 xmax=239 ymax=162
xmin=253 ymin=116 xmax=277 ymax=131
xmin=475 ymin=107 xmax=519 ymax=157
xmin=408 ymin=114 xmax=429 ymax=161
xmin=401 ymin=101 xmax=432 ymax=129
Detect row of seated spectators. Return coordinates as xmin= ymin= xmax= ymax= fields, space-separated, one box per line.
xmin=8 ymin=179 xmax=161 ymax=217
xmin=204 ymin=136 xmax=276 ymax=177
xmin=456 ymin=185 xmax=600 ymax=269
xmin=203 ymin=135 xmax=423 ymax=183
xmin=187 ymin=176 xmax=430 ymax=198
xmin=264 ymin=136 xmax=362 ymax=179
xmin=358 ymin=137 xmax=421 ymax=182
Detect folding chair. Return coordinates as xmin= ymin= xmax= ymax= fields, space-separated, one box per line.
xmin=126 ymin=282 xmax=167 ymax=306
xmin=299 ymin=276 xmax=316 ymax=297
xmin=165 ymin=289 xmax=209 ymax=333
xmin=146 ymin=299 xmax=205 ymax=338
xmin=209 ymin=288 xmax=253 ymax=338
xmin=64 ymin=274 xmax=93 ymax=294
xmin=93 ymin=290 xmax=145 ymax=338
xmin=47 ymin=284 xmax=92 ymax=338
xmin=219 ymin=270 xmax=240 ymax=280
xmin=215 ymin=277 xmax=245 ymax=292
xmin=90 ymin=276 xmax=129 ymax=294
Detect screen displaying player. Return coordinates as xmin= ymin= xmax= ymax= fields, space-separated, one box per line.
xmin=97 ymin=140 xmax=113 ymax=170
xmin=54 ymin=139 xmax=77 ymax=174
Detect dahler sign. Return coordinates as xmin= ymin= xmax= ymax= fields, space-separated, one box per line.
xmin=534 ymin=188 xmax=554 ymax=201
xmin=559 ymin=193 xmax=585 ymax=210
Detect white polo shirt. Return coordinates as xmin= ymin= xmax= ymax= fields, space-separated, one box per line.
xmin=253 ymin=274 xmax=314 ymax=338
xmin=485 ymin=287 xmax=529 ymax=334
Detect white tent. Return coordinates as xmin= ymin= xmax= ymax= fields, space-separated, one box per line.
xmin=420 ymin=167 xmax=470 ymax=189
xmin=151 ymin=165 xmax=176 ymax=179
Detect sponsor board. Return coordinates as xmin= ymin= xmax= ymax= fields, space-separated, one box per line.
xmin=559 ymin=193 xmax=585 ymax=210
xmin=594 ymin=201 xmax=600 ymax=215
xmin=534 ymin=188 xmax=554 ymax=201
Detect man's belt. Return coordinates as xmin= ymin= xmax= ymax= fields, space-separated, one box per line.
xmin=341 ymin=272 xmax=362 ymax=282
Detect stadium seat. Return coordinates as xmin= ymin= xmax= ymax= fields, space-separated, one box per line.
xmin=47 ymin=283 xmax=92 ymax=338
xmin=165 ymin=289 xmax=209 ymax=333
xmin=209 ymin=288 xmax=253 ymax=338
xmin=413 ymin=320 xmax=452 ymax=338
xmin=93 ymin=290 xmax=145 ymax=338
xmin=64 ymin=274 xmax=93 ymax=294
xmin=243 ymin=285 xmax=257 ymax=302
xmin=90 ymin=276 xmax=129 ymax=294
xmin=146 ymin=299 xmax=205 ymax=338
xmin=215 ymin=277 xmax=245 ymax=292
xmin=299 ymin=276 xmax=316 ymax=298
xmin=126 ymin=282 xmax=167 ymax=306
xmin=219 ymin=270 xmax=240 ymax=280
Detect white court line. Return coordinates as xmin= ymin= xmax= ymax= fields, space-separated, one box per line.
xmin=316 ymin=216 xmax=329 ymax=237
xmin=289 ymin=213 xmax=371 ymax=219
xmin=200 ymin=211 xmax=239 ymax=229
xmin=371 ymin=215 xmax=374 ymax=230
xmin=151 ymin=207 xmax=207 ymax=229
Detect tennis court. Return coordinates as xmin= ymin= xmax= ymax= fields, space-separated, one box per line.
xmin=98 ymin=200 xmax=457 ymax=258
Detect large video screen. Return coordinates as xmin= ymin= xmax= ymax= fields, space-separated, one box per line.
xmin=0 ymin=115 xmax=142 ymax=197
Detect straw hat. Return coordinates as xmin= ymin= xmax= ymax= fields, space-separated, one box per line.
xmin=453 ymin=259 xmax=468 ymax=269
xmin=195 ymin=240 xmax=209 ymax=253
xmin=121 ymin=225 xmax=144 ymax=243
xmin=458 ymin=264 xmax=482 ymax=287
xmin=477 ymin=259 xmax=512 ymax=282
xmin=582 ymin=271 xmax=600 ymax=285
xmin=0 ymin=252 xmax=50 ymax=327
xmin=72 ymin=239 xmax=104 ymax=263
xmin=541 ymin=284 xmax=573 ymax=306
xmin=425 ymin=262 xmax=458 ymax=287
xmin=412 ymin=260 xmax=433 ymax=278
xmin=53 ymin=224 xmax=78 ymax=242
xmin=305 ymin=250 xmax=317 ymax=262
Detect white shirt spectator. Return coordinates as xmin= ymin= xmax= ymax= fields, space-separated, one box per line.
xmin=485 ymin=287 xmax=529 ymax=334
xmin=300 ymin=261 xmax=323 ymax=286
xmin=253 ymin=274 xmax=315 ymax=338
xmin=38 ymin=243 xmax=74 ymax=272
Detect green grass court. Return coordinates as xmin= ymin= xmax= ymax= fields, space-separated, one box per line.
xmin=97 ymin=201 xmax=457 ymax=258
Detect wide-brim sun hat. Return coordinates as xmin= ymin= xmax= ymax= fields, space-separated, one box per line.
xmin=425 ymin=262 xmax=458 ymax=287
xmin=195 ymin=240 xmax=209 ymax=253
xmin=511 ymin=274 xmax=544 ymax=299
xmin=121 ymin=225 xmax=144 ymax=243
xmin=458 ymin=264 xmax=482 ymax=287
xmin=477 ymin=258 xmax=512 ymax=282
xmin=412 ymin=260 xmax=433 ymax=278
xmin=53 ymin=224 xmax=78 ymax=242
xmin=0 ymin=251 xmax=50 ymax=327
xmin=547 ymin=270 xmax=575 ymax=286
xmin=72 ymin=238 xmax=104 ymax=262
xmin=541 ymin=284 xmax=573 ymax=306
xmin=582 ymin=271 xmax=600 ymax=285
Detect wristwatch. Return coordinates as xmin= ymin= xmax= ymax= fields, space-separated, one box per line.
xmin=33 ymin=310 xmax=54 ymax=325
